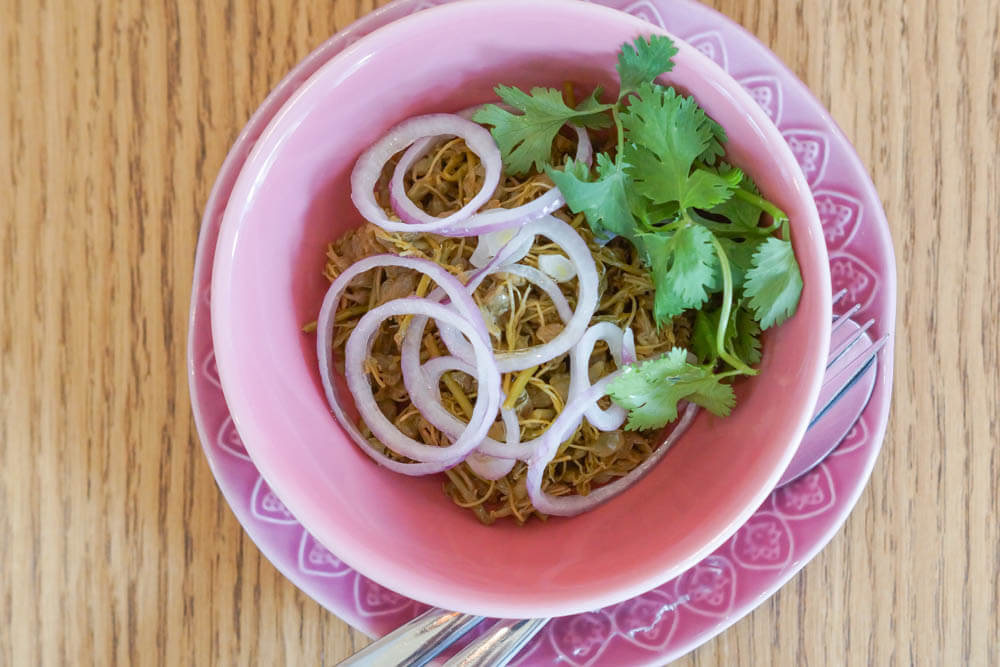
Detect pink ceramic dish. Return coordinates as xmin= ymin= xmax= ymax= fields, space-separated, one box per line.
xmin=210 ymin=0 xmax=831 ymax=618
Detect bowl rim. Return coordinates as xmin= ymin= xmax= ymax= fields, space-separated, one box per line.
xmin=210 ymin=0 xmax=831 ymax=618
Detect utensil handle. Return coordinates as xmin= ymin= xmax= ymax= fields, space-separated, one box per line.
xmin=337 ymin=607 xmax=483 ymax=667
xmin=441 ymin=617 xmax=549 ymax=667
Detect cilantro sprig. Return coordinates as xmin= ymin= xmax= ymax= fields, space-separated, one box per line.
xmin=474 ymin=35 xmax=804 ymax=431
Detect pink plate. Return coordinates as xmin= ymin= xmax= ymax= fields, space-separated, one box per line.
xmin=187 ymin=0 xmax=896 ymax=662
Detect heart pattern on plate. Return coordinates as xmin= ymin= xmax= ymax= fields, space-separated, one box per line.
xmin=215 ymin=416 xmax=251 ymax=461
xmin=613 ymin=588 xmax=683 ymax=650
xmin=816 ymin=189 xmax=864 ymax=251
xmin=675 ymin=555 xmax=738 ymax=619
xmin=739 ymin=75 xmax=784 ymax=124
xmin=353 ymin=576 xmax=415 ymax=618
xmin=685 ymin=30 xmax=730 ymax=71
xmin=250 ymin=476 xmax=298 ymax=525
xmin=730 ymin=512 xmax=795 ymax=571
xmin=783 ymin=129 xmax=831 ymax=187
xmin=832 ymin=414 xmax=870 ymax=457
xmin=297 ymin=531 xmax=353 ymax=578
xmin=830 ymin=253 xmax=879 ymax=315
xmin=775 ymin=464 xmax=838 ymax=520
xmin=548 ymin=611 xmax=617 ymax=667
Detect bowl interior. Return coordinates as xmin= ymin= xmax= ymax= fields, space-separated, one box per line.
xmin=211 ymin=0 xmax=830 ymax=618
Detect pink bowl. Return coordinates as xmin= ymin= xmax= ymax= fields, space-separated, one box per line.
xmin=211 ymin=0 xmax=830 ymax=618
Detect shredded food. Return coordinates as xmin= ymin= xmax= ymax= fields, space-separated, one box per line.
xmin=320 ymin=132 xmax=692 ymax=524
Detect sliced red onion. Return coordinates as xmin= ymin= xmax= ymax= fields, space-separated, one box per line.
xmin=537 ymin=253 xmax=577 ymax=282
xmin=489 ymin=216 xmax=600 ymax=373
xmin=465 ymin=451 xmax=517 ymax=481
xmin=399 ymin=326 xmax=530 ymax=462
xmin=622 ymin=327 xmax=637 ymax=365
xmin=343 ymin=299 xmax=500 ymax=465
xmin=426 ymin=226 xmax=534 ymax=362
xmin=569 ymin=322 xmax=628 ymax=432
xmin=525 ymin=397 xmax=699 ymax=517
xmin=317 ymin=255 xmax=497 ymax=474
xmin=438 ymin=216 xmax=598 ymax=372
xmin=389 ymin=123 xmax=592 ymax=236
xmin=388 ymin=105 xmax=482 ymax=218
xmin=469 ymin=227 xmax=535 ymax=269
xmin=492 ymin=264 xmax=573 ymax=323
xmin=352 ymin=114 xmax=502 ymax=235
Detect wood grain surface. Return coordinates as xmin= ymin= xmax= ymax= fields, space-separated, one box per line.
xmin=2 ymin=0 xmax=997 ymax=664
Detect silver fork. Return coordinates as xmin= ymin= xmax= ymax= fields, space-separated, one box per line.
xmin=338 ymin=290 xmax=889 ymax=667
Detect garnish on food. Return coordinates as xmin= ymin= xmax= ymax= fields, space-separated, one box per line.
xmin=474 ymin=35 xmax=803 ymax=429
xmin=312 ymin=36 xmax=804 ymax=524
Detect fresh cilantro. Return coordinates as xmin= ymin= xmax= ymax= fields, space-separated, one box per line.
xmin=616 ymin=35 xmax=679 ymax=98
xmin=744 ymin=234 xmax=803 ymax=329
xmin=620 ymin=84 xmax=711 ymax=200
xmin=680 ymin=165 xmax=743 ymax=210
xmin=730 ymin=306 xmax=763 ymax=365
xmin=707 ymin=167 xmax=765 ymax=231
xmin=691 ymin=308 xmax=720 ymax=364
xmin=691 ymin=299 xmax=763 ymax=367
xmin=707 ymin=235 xmax=762 ymax=292
xmin=472 ymin=86 xmax=611 ymax=175
xmin=608 ymin=348 xmax=737 ymax=430
xmin=640 ymin=224 xmax=718 ymax=322
xmin=699 ymin=117 xmax=728 ymax=165
xmin=546 ymin=154 xmax=637 ymax=240
xmin=621 ymin=85 xmax=742 ymax=211
xmin=477 ymin=36 xmax=804 ymax=432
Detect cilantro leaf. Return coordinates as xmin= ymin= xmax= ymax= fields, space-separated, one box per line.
xmin=617 ymin=35 xmax=678 ymax=98
xmin=744 ymin=236 xmax=803 ymax=328
xmin=621 ymin=84 xmax=711 ymax=182
xmin=473 ymin=86 xmax=611 ymax=175
xmin=708 ymin=166 xmax=764 ymax=231
xmin=546 ymin=154 xmax=637 ymax=239
xmin=680 ymin=165 xmax=742 ymax=210
xmin=690 ymin=300 xmax=761 ymax=367
xmin=640 ymin=224 xmax=718 ymax=324
xmin=706 ymin=235 xmax=762 ymax=292
xmin=608 ymin=348 xmax=737 ymax=430
xmin=699 ymin=117 xmax=728 ymax=165
xmin=621 ymin=84 xmax=734 ymax=208
xmin=731 ymin=305 xmax=763 ymax=365
xmin=691 ymin=308 xmax=720 ymax=363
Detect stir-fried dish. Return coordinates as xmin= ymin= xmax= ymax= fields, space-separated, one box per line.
xmin=312 ymin=36 xmax=803 ymax=524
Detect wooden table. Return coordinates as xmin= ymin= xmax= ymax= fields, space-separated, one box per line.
xmin=2 ymin=0 xmax=997 ymax=664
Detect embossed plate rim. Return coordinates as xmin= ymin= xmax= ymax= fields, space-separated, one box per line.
xmin=186 ymin=0 xmax=895 ymax=663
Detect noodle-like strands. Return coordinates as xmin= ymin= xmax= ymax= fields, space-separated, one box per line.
xmin=324 ymin=135 xmax=691 ymax=524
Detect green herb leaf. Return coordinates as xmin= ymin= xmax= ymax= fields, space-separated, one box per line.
xmin=608 ymin=348 xmax=737 ymax=430
xmin=730 ymin=305 xmax=763 ymax=365
xmin=546 ymin=154 xmax=637 ymax=239
xmin=620 ymin=84 xmax=734 ymax=208
xmin=706 ymin=236 xmax=763 ymax=293
xmin=691 ymin=308 xmax=721 ymax=363
xmin=640 ymin=223 xmax=718 ymax=324
xmin=744 ymin=236 xmax=804 ymax=328
xmin=479 ymin=36 xmax=803 ymax=394
xmin=690 ymin=300 xmax=761 ymax=367
xmin=617 ymin=35 xmax=679 ymax=98
xmin=708 ymin=166 xmax=765 ymax=231
xmin=699 ymin=117 xmax=728 ymax=165
xmin=473 ymin=86 xmax=612 ymax=175
xmin=680 ymin=165 xmax=742 ymax=210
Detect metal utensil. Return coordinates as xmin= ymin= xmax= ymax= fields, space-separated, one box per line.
xmin=336 ymin=608 xmax=482 ymax=667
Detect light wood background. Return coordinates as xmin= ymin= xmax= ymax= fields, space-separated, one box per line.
xmin=2 ymin=0 xmax=997 ymax=664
